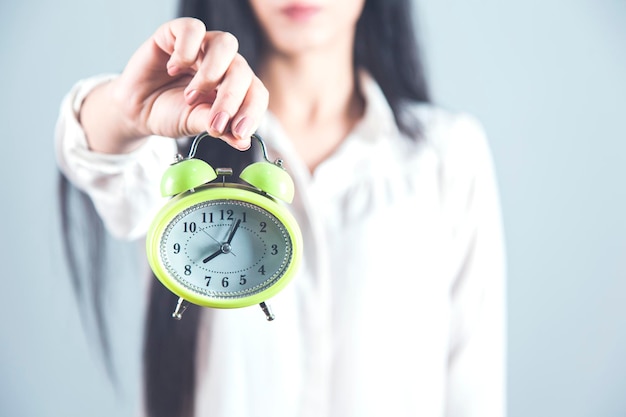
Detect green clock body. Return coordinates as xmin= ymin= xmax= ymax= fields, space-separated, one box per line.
xmin=146 ymin=184 xmax=303 ymax=309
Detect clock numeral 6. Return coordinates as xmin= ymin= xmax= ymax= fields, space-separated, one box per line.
xmin=205 ymin=276 xmax=247 ymax=288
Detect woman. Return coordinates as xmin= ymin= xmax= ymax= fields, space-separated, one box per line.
xmin=56 ymin=0 xmax=506 ymax=416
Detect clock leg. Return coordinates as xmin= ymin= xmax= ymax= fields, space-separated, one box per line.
xmin=259 ymin=302 xmax=275 ymax=321
xmin=172 ymin=297 xmax=188 ymax=320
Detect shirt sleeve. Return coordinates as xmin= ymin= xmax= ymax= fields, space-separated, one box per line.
xmin=54 ymin=75 xmax=179 ymax=240
xmin=439 ymin=114 xmax=507 ymax=417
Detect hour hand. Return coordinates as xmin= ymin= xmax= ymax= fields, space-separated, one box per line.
xmin=203 ymin=220 xmax=241 ymax=263
xmin=203 ymin=248 xmax=223 ymax=263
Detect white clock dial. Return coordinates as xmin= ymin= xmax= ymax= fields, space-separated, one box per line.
xmin=159 ymin=200 xmax=293 ymax=299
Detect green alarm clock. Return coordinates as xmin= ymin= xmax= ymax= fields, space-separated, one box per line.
xmin=146 ymin=132 xmax=303 ymax=321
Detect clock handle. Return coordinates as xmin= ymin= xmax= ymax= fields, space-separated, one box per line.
xmin=187 ymin=132 xmax=271 ymax=162
xmin=251 ymin=133 xmax=272 ymax=163
xmin=259 ymin=302 xmax=275 ymax=321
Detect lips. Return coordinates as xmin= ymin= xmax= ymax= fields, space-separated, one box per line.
xmin=281 ymin=4 xmax=321 ymax=22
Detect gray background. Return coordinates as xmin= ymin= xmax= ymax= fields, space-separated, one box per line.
xmin=1 ymin=0 xmax=625 ymax=416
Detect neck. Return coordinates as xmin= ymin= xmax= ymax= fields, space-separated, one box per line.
xmin=258 ymin=38 xmax=364 ymax=171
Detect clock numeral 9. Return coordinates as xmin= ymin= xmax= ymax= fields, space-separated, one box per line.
xmin=173 ymin=243 xmax=181 ymax=254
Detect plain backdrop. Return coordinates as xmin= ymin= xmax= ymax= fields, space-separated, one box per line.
xmin=1 ymin=0 xmax=625 ymax=416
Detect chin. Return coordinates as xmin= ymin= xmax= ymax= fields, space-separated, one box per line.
xmin=266 ymin=29 xmax=336 ymax=56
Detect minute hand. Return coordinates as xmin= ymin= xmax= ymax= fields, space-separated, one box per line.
xmin=225 ymin=219 xmax=242 ymax=244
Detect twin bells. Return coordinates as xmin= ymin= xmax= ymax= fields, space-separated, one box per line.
xmin=160 ymin=132 xmax=294 ymax=202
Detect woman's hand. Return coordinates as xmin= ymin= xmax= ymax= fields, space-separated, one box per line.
xmin=80 ymin=17 xmax=268 ymax=154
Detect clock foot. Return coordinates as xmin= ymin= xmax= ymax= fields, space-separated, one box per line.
xmin=259 ymin=302 xmax=275 ymax=321
xmin=172 ymin=297 xmax=188 ymax=320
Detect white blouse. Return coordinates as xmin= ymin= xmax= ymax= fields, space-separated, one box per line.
xmin=56 ymin=73 xmax=506 ymax=417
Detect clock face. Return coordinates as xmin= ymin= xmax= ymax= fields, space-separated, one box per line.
xmin=158 ymin=199 xmax=294 ymax=301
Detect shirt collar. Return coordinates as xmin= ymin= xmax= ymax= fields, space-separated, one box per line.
xmin=352 ymin=70 xmax=400 ymax=142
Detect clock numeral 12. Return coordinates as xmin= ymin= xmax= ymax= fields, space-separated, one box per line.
xmin=220 ymin=209 xmax=234 ymax=221
xmin=202 ymin=211 xmax=247 ymax=223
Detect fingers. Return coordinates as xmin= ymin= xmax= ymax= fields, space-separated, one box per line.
xmin=184 ymin=35 xmax=266 ymax=148
xmin=227 ymin=77 xmax=270 ymax=148
xmin=185 ymin=37 xmax=249 ymax=137
xmin=183 ymin=31 xmax=239 ymax=95
xmin=153 ymin=18 xmax=207 ymax=75
xmin=155 ymin=18 xmax=268 ymax=147
xmin=164 ymin=19 xmax=208 ymax=76
xmin=188 ymin=74 xmax=268 ymax=150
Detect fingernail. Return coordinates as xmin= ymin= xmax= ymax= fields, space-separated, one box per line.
xmin=186 ymin=89 xmax=200 ymax=105
xmin=211 ymin=111 xmax=229 ymax=134
xmin=167 ymin=64 xmax=180 ymax=76
xmin=233 ymin=139 xmax=251 ymax=151
xmin=233 ymin=117 xmax=251 ymax=139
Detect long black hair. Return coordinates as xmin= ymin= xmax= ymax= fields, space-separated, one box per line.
xmin=59 ymin=1 xmax=430 ymax=416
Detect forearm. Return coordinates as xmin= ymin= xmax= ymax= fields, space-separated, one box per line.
xmin=79 ymin=78 xmax=149 ymax=154
xmin=55 ymin=75 xmax=178 ymax=239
